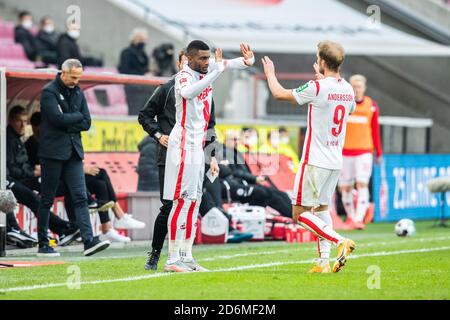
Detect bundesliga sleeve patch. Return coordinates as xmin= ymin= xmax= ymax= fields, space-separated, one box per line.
xmin=296 ymin=82 xmax=309 ymax=93
xmin=179 ymin=78 xmax=188 ymax=85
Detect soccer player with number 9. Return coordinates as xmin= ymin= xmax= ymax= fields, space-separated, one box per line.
xmin=261 ymin=41 xmax=356 ymax=273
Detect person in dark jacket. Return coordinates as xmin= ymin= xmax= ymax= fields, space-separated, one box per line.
xmin=56 ymin=23 xmax=103 ymax=69
xmin=36 ymin=16 xmax=58 ymax=65
xmin=37 ymin=59 xmax=109 ymax=257
xmin=136 ymin=136 xmax=159 ymax=192
xmin=118 ymin=28 xmax=153 ymax=115
xmin=152 ymin=43 xmax=177 ymax=77
xmin=14 ymin=11 xmax=39 ymax=62
xmin=6 ymin=106 xmax=79 ymax=247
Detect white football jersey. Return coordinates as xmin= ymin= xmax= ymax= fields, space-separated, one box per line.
xmin=173 ymin=64 xmax=213 ymax=149
xmin=173 ymin=58 xmax=250 ymax=149
xmin=292 ymin=77 xmax=356 ymax=170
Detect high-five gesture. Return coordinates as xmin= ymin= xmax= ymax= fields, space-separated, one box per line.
xmin=261 ymin=56 xmax=275 ymax=76
xmin=215 ymin=48 xmax=223 ymax=63
xmin=261 ymin=55 xmax=297 ymax=104
xmin=240 ymin=43 xmax=255 ymax=66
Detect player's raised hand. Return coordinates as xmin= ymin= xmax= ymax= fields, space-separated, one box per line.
xmin=261 ymin=56 xmax=275 ymax=75
xmin=215 ymin=48 xmax=223 ymax=63
xmin=240 ymin=43 xmax=254 ymax=66
xmin=313 ymin=62 xmax=325 ymax=80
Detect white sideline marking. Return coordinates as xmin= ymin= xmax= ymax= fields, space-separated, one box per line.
xmin=1 ymin=245 xmax=449 ymax=293
xmin=8 ymin=235 xmax=450 ymax=263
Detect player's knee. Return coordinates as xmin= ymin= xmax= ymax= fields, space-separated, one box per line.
xmin=355 ymin=182 xmax=368 ymax=189
xmin=292 ymin=205 xmax=311 ymax=221
xmin=316 ymin=205 xmax=328 ymax=212
xmin=339 ymin=185 xmax=353 ymax=193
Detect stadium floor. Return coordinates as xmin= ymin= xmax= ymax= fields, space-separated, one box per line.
xmin=0 ymin=221 xmax=449 ymax=300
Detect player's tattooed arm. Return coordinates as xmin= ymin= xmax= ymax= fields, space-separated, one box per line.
xmin=261 ymin=56 xmax=297 ymax=104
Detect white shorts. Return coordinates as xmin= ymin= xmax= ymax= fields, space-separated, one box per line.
xmin=163 ymin=143 xmax=205 ymax=201
xmin=338 ymin=153 xmax=373 ymax=186
xmin=292 ymin=163 xmax=340 ymax=208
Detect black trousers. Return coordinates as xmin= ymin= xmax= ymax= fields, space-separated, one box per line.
xmin=85 ymin=169 xmax=117 ymax=224
xmin=151 ymin=165 xmax=173 ymax=251
xmin=38 ymin=153 xmax=94 ymax=246
xmin=9 ymin=178 xmax=74 ymax=235
xmin=221 ymin=179 xmax=292 ymax=218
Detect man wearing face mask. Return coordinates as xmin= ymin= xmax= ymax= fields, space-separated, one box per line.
xmin=56 ymin=23 xmax=103 ymax=69
xmin=36 ymin=16 xmax=59 ymax=65
xmin=237 ymin=127 xmax=259 ymax=154
xmin=259 ymin=129 xmax=299 ymax=173
xmin=14 ymin=11 xmax=40 ymax=62
xmin=118 ymin=28 xmax=152 ymax=115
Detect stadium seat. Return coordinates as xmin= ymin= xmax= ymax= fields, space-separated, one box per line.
xmin=84 ymin=84 xmax=129 ymax=116
xmin=243 ymin=153 xmax=295 ymax=192
xmin=0 ymin=58 xmax=35 ymax=68
xmin=0 ymin=42 xmax=28 ymax=60
xmin=0 ymin=21 xmax=15 ymax=39
xmin=84 ymin=153 xmax=139 ymax=193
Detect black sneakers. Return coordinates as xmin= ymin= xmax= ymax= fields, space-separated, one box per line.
xmin=37 ymin=244 xmax=60 ymax=257
xmin=144 ymin=249 xmax=161 ymax=270
xmin=7 ymin=228 xmax=38 ymax=248
xmin=58 ymin=228 xmax=81 ymax=247
xmin=84 ymin=236 xmax=110 ymax=256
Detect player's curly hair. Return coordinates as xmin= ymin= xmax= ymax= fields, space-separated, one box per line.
xmin=186 ymin=40 xmax=210 ymax=56
xmin=317 ymin=41 xmax=345 ymax=72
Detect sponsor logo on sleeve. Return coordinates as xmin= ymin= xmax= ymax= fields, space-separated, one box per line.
xmin=296 ymin=83 xmax=309 ymax=93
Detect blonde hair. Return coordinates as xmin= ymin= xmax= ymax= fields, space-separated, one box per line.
xmin=317 ymin=40 xmax=345 ymax=72
xmin=349 ymin=74 xmax=367 ymax=85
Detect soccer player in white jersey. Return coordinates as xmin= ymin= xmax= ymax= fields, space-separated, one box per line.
xmin=163 ymin=40 xmax=255 ymax=272
xmin=261 ymin=41 xmax=356 ymax=273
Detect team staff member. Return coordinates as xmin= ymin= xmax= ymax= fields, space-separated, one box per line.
xmin=37 ymin=59 xmax=110 ymax=257
xmin=338 ymin=74 xmax=382 ymax=229
xmin=139 ymin=50 xmax=217 ymax=271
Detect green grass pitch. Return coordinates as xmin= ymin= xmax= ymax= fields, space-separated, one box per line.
xmin=0 ymin=221 xmax=449 ymax=300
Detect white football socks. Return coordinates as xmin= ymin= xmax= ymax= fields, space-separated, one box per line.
xmin=297 ymin=211 xmax=343 ymax=246
xmin=341 ymin=190 xmax=356 ymax=221
xmin=355 ymin=187 xmax=370 ymax=223
xmin=315 ymin=210 xmax=333 ymax=260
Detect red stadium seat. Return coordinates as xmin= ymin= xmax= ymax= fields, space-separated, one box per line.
xmin=243 ymin=153 xmax=295 ymax=192
xmin=84 ymin=153 xmax=139 ymax=194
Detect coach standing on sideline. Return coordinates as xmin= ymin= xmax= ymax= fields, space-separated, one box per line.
xmin=37 ymin=59 xmax=110 ymax=257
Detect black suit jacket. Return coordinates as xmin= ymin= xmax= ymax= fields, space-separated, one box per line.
xmin=38 ymin=73 xmax=91 ymax=161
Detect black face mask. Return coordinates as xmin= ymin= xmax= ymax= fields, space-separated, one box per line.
xmin=135 ymin=43 xmax=146 ymax=50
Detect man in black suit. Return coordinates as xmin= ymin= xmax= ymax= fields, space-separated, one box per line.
xmin=37 ymin=59 xmax=110 ymax=257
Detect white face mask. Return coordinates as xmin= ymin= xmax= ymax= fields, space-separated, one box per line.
xmin=22 ymin=19 xmax=33 ymax=29
xmin=270 ymin=136 xmax=280 ymax=148
xmin=68 ymin=29 xmax=80 ymax=39
xmin=246 ymin=135 xmax=258 ymax=147
xmin=43 ymin=24 xmax=55 ymax=33
xmin=280 ymin=136 xmax=290 ymax=145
